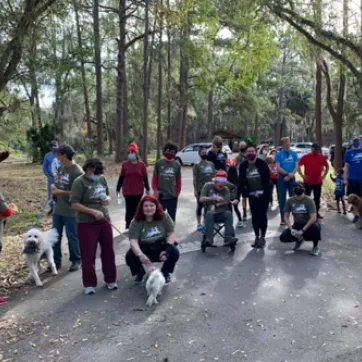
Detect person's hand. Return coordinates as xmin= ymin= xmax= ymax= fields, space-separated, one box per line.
xmin=344 ymin=178 xmax=349 ymax=185
xmin=159 ymin=251 xmax=168 ymax=262
xmin=8 ymin=203 xmax=18 ymax=213
xmin=231 ymin=199 xmax=239 ymax=205
xmin=139 ymin=254 xmax=151 ymax=265
xmin=284 ymin=175 xmax=290 ymax=182
xmin=92 ymin=210 xmax=104 ymax=220
xmin=210 ymin=205 xmax=216 ymax=214
xmin=146 ymin=190 xmax=150 ymax=195
xmin=215 ymin=196 xmax=224 ymax=203
xmin=102 ymin=196 xmax=111 ymax=206
xmin=288 ymin=173 xmax=295 ymax=179
xmin=194 ymin=190 xmax=198 ymax=198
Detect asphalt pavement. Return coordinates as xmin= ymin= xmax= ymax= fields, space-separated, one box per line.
xmin=1 ymin=167 xmax=362 ymax=362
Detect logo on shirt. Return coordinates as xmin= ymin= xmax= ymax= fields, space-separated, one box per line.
xmin=216 ymin=153 xmax=226 ymax=161
xmin=201 ymin=165 xmax=214 ymax=174
xmin=293 ymin=203 xmax=307 ymax=213
xmin=90 ymin=184 xmax=107 ymax=201
xmin=247 ymin=168 xmax=259 ymax=178
xmin=144 ymin=227 xmax=161 ymax=239
xmin=160 ymin=166 xmax=175 ymax=177
xmin=351 ymin=153 xmax=362 ymax=162
xmin=59 ymin=173 xmax=70 ymax=188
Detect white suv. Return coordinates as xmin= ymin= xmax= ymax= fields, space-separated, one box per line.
xmin=175 ymin=143 xmax=212 ymax=165
xmin=292 ymin=142 xmax=313 ymax=159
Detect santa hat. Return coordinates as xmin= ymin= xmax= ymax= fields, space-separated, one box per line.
xmin=215 ymin=170 xmax=227 ymax=182
xmin=0 ymin=151 xmax=9 ymax=163
xmin=128 ymin=142 xmax=139 ymax=153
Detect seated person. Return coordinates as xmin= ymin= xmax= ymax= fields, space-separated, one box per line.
xmin=280 ymin=182 xmax=321 ymax=256
xmin=125 ymin=195 xmax=179 ymax=284
xmin=200 ymin=171 xmax=238 ymax=246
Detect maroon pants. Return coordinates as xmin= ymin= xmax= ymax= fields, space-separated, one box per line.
xmin=77 ymin=221 xmax=117 ymax=288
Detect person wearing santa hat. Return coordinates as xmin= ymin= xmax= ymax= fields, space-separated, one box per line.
xmin=116 ymin=142 xmax=150 ymax=233
xmin=200 ymin=170 xmax=238 ymax=249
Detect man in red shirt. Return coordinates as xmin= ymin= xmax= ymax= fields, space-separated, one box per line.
xmin=297 ymin=143 xmax=329 ymax=219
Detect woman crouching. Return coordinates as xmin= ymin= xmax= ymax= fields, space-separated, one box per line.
xmin=125 ymin=195 xmax=179 ymax=284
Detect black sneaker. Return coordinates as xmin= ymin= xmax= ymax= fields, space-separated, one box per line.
xmin=258 ymin=237 xmax=266 ymax=249
xmin=69 ymin=261 xmax=81 ymax=272
xmin=251 ymin=237 xmax=259 ymax=248
xmin=135 ymin=269 xmax=146 ymax=284
xmin=163 ymin=273 xmax=171 ymax=284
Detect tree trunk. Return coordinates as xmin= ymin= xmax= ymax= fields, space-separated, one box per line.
xmin=254 ymin=113 xmax=260 ymax=144
xmin=93 ymin=0 xmax=104 ymax=157
xmin=166 ymin=0 xmax=172 ymax=141
xmin=207 ymin=89 xmax=213 ymax=140
xmin=315 ymin=62 xmax=323 ymax=144
xmin=156 ymin=2 xmax=163 ymax=161
xmin=142 ymin=0 xmax=150 ymax=165
xmin=74 ymin=0 xmax=92 ymax=139
xmin=276 ymin=47 xmax=287 ymax=145
xmin=115 ymin=0 xmax=126 ymax=163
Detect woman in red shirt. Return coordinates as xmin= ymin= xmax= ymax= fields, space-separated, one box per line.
xmin=116 ymin=143 xmax=150 ymax=233
xmin=267 ymin=152 xmax=279 ymax=208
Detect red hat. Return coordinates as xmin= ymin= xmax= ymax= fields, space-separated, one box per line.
xmin=128 ymin=142 xmax=139 ymax=153
xmin=215 ymin=171 xmax=227 ymax=178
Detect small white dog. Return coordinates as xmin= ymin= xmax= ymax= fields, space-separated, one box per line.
xmin=145 ymin=267 xmax=166 ymax=307
xmin=23 ymin=228 xmax=59 ymax=287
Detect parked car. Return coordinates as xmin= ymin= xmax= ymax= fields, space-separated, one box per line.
xmin=321 ymin=147 xmax=329 ymax=159
xmin=175 ymin=142 xmax=212 ymax=165
xmin=292 ymin=142 xmax=313 ymax=159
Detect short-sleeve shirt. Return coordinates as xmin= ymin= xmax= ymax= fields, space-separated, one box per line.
xmin=200 ymin=182 xmax=230 ymax=213
xmin=54 ymin=164 xmax=84 ymax=217
xmin=153 ymin=159 xmax=181 ymax=199
xmin=344 ymin=149 xmax=362 ymax=181
xmin=70 ymin=175 xmax=110 ymax=223
xmin=246 ymin=163 xmax=263 ymax=193
xmin=128 ymin=213 xmax=174 ymax=244
xmin=275 ymin=149 xmax=298 ymax=174
xmin=298 ymin=153 xmax=329 ymax=185
xmin=193 ymin=161 xmax=215 ymax=192
xmin=335 ymin=176 xmax=345 ymax=196
xmin=284 ymin=195 xmax=316 ymax=225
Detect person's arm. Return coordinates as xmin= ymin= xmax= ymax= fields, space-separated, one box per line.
xmin=344 ymin=163 xmax=350 ymax=184
xmin=290 ymin=152 xmax=299 ymax=177
xmin=42 ymin=155 xmax=50 ymax=177
xmin=52 ymin=188 xmax=71 ymax=197
xmin=284 ymin=211 xmax=292 ymax=230
xmin=193 ymin=165 xmax=198 ymax=197
xmin=142 ymin=163 xmax=150 ymax=192
xmin=302 ymin=213 xmax=317 ymax=232
xmin=152 ymin=162 xmax=159 ymax=194
xmin=237 ymin=162 xmax=246 ymax=200
xmin=116 ymin=163 xmax=126 ymax=193
xmin=199 ymin=184 xmax=218 ymax=204
xmin=297 ymin=157 xmax=305 ymax=180
xmin=176 ymin=163 xmax=182 ymax=196
xmin=322 ymin=159 xmax=330 ymax=181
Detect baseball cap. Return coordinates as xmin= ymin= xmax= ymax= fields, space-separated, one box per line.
xmin=311 ymin=143 xmax=321 ymax=151
xmin=50 ymin=140 xmax=58 ymax=150
xmin=294 ymin=182 xmax=305 ymax=189
xmin=55 ymin=144 xmax=75 ymax=158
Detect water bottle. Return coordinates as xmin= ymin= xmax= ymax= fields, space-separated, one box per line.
xmin=117 ymin=194 xmax=122 ymax=205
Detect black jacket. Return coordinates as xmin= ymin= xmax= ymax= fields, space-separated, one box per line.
xmin=207 ymin=150 xmax=227 ymax=171
xmin=238 ymin=158 xmax=270 ymax=199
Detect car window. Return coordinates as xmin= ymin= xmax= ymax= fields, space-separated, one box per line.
xmin=183 ymin=146 xmax=194 ymax=153
xmin=193 ymin=145 xmax=201 ymax=152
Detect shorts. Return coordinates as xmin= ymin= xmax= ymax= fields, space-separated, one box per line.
xmin=335 ymin=194 xmax=344 ymax=202
xmin=347 ymin=180 xmax=362 ymax=197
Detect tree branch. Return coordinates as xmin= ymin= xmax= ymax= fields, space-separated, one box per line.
xmin=320 ymin=60 xmax=336 ymax=119
xmin=125 ymin=31 xmax=153 ymax=51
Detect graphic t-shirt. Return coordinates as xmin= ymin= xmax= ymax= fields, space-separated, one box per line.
xmin=246 ymin=163 xmax=263 ymax=194
xmin=275 ymin=149 xmax=298 ymax=174
xmin=269 ymin=162 xmax=278 ymax=180
xmin=200 ymin=182 xmax=230 ymax=213
xmin=54 ymin=164 xmax=84 ymax=217
xmin=193 ymin=161 xmax=215 ymax=192
xmin=298 ymin=153 xmax=328 ymax=185
xmin=284 ymin=196 xmax=316 ymax=224
xmin=207 ymin=150 xmax=227 ymax=171
xmin=335 ymin=176 xmax=345 ymax=195
xmin=128 ymin=213 xmax=174 ymax=244
xmin=70 ymin=175 xmax=110 ymax=223
xmin=120 ymin=160 xmax=148 ymax=196
xmin=153 ymin=159 xmax=181 ymax=199
xmin=344 ymin=148 xmax=362 ymax=181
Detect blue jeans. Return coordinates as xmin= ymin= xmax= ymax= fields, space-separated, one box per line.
xmin=205 ymin=210 xmax=233 ymax=244
xmin=277 ymin=176 xmax=296 ymax=220
xmin=47 ymin=176 xmax=55 ymax=209
xmin=52 ymin=214 xmax=81 ymax=265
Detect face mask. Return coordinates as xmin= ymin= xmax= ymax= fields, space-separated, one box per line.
xmin=294 ymin=188 xmax=304 ymax=196
xmin=91 ymin=175 xmax=101 ymax=182
xmin=353 ymin=141 xmax=360 ymax=148
xmin=164 ymin=151 xmax=175 ymax=160
xmin=240 ymin=148 xmax=246 ymax=153
xmin=200 ymin=155 xmax=207 ymax=160
xmin=247 ymin=154 xmax=256 ymax=161
xmin=128 ymin=153 xmax=137 ymax=161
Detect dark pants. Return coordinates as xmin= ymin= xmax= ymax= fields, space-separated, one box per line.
xmin=160 ymin=197 xmax=178 ymax=222
xmin=249 ymin=195 xmax=269 ymax=238
xmin=77 ymin=221 xmax=116 ymax=288
xmin=205 ymin=210 xmax=233 ymax=243
xmin=124 ymin=195 xmax=143 ymax=228
xmin=280 ymin=222 xmax=321 ymax=247
xmin=305 ymin=184 xmax=322 ymax=213
xmin=347 ymin=180 xmax=362 ymax=196
xmin=52 ymin=214 xmax=80 ymax=265
xmin=196 ymin=192 xmax=204 ymax=217
xmin=277 ymin=176 xmax=296 ymax=220
xmin=233 ymin=204 xmax=242 ymax=222
xmin=125 ymin=240 xmax=179 ymax=276
xmin=270 ymin=179 xmax=279 ymax=204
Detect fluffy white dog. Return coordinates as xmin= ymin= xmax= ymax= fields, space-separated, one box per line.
xmin=145 ymin=267 xmax=166 ymax=307
xmin=23 ymin=228 xmax=59 ymax=287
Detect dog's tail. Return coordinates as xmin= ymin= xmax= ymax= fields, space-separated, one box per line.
xmin=43 ymin=228 xmax=59 ymax=247
xmin=146 ymin=293 xmax=158 ymax=307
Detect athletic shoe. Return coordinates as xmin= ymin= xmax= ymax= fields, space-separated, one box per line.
xmin=258 ymin=237 xmax=266 ymax=249
xmin=84 ymin=287 xmax=95 ymax=295
xmin=317 ymin=213 xmax=324 ymax=219
xmin=251 ymin=237 xmax=259 ymax=248
xmin=135 ymin=269 xmax=146 ymax=284
xmin=69 ymin=261 xmax=81 ymax=272
xmin=236 ymin=221 xmax=244 ymax=228
xmin=123 ymin=228 xmax=129 ymax=234
xmin=293 ymin=238 xmax=304 ymax=251
xmin=352 ymin=216 xmax=360 ymax=224
xmin=280 ymin=221 xmax=286 ymax=226
xmin=197 ymin=224 xmax=204 ymax=232
xmin=310 ymin=247 xmax=320 ymax=256
xmin=106 ymin=282 xmax=118 ymax=290
xmin=337 ymin=210 xmax=341 ymax=214
xmin=343 ymin=211 xmax=347 ymax=215
xmin=242 ymin=216 xmax=247 ymax=223
xmin=164 ymin=273 xmax=172 ymax=284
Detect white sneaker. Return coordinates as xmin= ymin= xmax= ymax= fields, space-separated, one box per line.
xmin=84 ymin=287 xmax=95 ymax=295
xmin=106 ymin=282 xmax=118 ymax=290
xmin=123 ymin=229 xmax=129 ymax=234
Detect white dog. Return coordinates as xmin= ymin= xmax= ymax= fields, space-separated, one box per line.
xmin=23 ymin=228 xmax=59 ymax=287
xmin=145 ymin=267 xmax=166 ymax=307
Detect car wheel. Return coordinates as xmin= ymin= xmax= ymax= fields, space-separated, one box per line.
xmin=175 ymin=157 xmax=183 ymax=166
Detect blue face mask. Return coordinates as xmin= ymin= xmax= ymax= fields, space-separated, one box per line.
xmin=91 ymin=175 xmax=101 ymax=182
xmin=128 ymin=153 xmax=137 ymax=161
xmin=353 ymin=140 xmax=360 ymax=148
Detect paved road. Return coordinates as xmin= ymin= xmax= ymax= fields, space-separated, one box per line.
xmin=1 ymin=168 xmax=362 ymax=362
